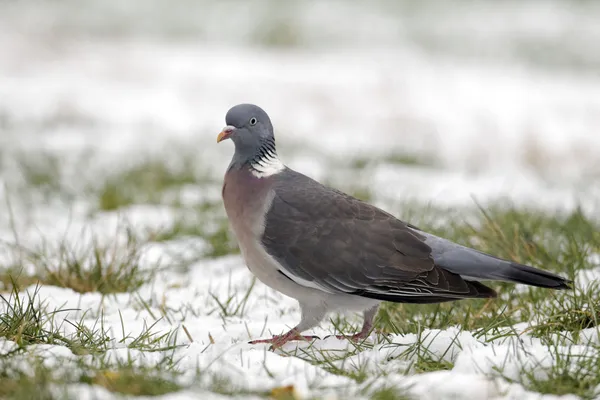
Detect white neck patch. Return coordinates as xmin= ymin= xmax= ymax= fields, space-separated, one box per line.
xmin=250 ymin=152 xmax=285 ymax=178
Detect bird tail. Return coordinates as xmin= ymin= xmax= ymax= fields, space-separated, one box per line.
xmin=496 ymin=262 xmax=572 ymax=290
xmin=415 ymin=231 xmax=573 ymax=290
xmin=435 ymin=246 xmax=572 ymax=290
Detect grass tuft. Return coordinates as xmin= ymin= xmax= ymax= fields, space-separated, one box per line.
xmin=527 ymin=282 xmax=600 ymax=340
xmin=0 ymin=355 xmax=185 ymax=399
xmin=148 ymin=202 xmax=239 ymax=259
xmin=14 ymin=152 xmax=64 ymax=198
xmin=95 ymin=155 xmax=208 ymax=211
xmin=0 ymin=284 xmax=65 ymax=348
xmin=500 ymin=343 xmax=600 ymax=399
xmin=202 ymin=220 xmax=239 ymax=258
xmin=208 ymin=277 xmax=256 ymax=318
xmin=86 ymin=366 xmax=181 ymax=396
xmin=22 ymin=229 xmax=152 ymax=294
xmin=0 ymin=269 xmax=41 ymax=293
xmin=369 ymin=387 xmax=412 ymax=400
xmin=0 ymin=360 xmax=57 ymax=400
xmin=351 ymin=152 xmax=438 ymax=170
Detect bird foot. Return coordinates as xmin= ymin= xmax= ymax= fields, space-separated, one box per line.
xmin=249 ymin=332 xmax=320 ymax=349
xmin=325 ymin=331 xmax=370 ymax=342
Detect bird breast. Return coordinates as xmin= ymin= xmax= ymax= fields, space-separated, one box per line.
xmin=222 ymin=168 xmax=275 ymax=244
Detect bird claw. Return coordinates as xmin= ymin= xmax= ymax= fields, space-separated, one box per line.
xmin=324 ymin=332 xmax=370 ymax=342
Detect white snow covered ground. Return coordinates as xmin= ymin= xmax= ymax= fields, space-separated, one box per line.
xmin=0 ymin=1 xmax=599 ymax=399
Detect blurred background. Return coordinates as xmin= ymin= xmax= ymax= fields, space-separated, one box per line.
xmin=1 ymin=0 xmax=599 ymax=223
xmin=1 ymin=3 xmax=599 ymax=397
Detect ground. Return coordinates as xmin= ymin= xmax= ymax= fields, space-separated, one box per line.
xmin=1 ymin=1 xmax=600 ymax=399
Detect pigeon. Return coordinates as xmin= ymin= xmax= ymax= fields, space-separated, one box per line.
xmin=217 ymin=103 xmax=571 ymax=349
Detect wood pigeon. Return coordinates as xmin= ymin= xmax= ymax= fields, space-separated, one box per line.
xmin=217 ymin=104 xmax=571 ymax=349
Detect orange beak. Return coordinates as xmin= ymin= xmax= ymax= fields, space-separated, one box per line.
xmin=217 ymin=126 xmax=236 ymax=143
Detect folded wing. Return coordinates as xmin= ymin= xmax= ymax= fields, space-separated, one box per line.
xmin=261 ymin=170 xmax=497 ymax=303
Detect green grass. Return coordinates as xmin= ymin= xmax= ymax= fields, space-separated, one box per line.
xmin=0 ymin=269 xmax=41 ymax=292
xmin=3 ymin=147 xmax=219 ymax=212
xmin=253 ymin=19 xmax=302 ymax=48
xmin=0 ymin=284 xmax=66 ymax=348
xmin=350 ymin=152 xmax=438 ymax=170
xmin=41 ymin=236 xmax=151 ymax=295
xmin=373 ymin=203 xmax=599 ymax=397
xmin=0 ymin=352 xmax=292 ymax=399
xmin=0 ymin=199 xmax=597 ymax=399
xmin=0 ymin=281 xmax=179 ymax=354
xmin=149 ymin=210 xmax=239 ymax=259
xmin=146 ymin=202 xmax=239 ymax=261
xmin=402 ymin=204 xmax=598 ymax=275
xmin=85 ymin=365 xmax=182 ymax=396
xmin=375 ymin=204 xmax=596 ymax=337
xmin=0 ymin=359 xmax=58 ymax=400
xmin=335 ymin=152 xmax=440 ymax=203
xmin=282 ymin=201 xmax=600 ymax=398
xmin=526 ymin=282 xmax=600 ymax=341
xmin=0 ymin=355 xmax=185 ymax=399
xmin=94 ymin=154 xmax=212 ymax=211
xmin=501 ymin=341 xmax=600 ymax=399
xmin=0 ymin=229 xmax=153 ymax=295
xmin=0 ymin=282 xmax=188 ymax=398
xmin=208 ymin=277 xmax=256 ymax=318
xmin=0 ymin=283 xmax=112 ymax=355
xmin=2 ymin=144 xmax=600 ymax=398
xmin=369 ymin=387 xmax=412 ymax=400
xmin=14 ymin=152 xmax=64 ymax=198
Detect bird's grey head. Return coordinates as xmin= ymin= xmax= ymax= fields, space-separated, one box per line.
xmin=217 ymin=104 xmax=283 ymax=176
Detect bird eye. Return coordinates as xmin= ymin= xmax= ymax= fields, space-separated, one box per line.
xmin=249 ymin=117 xmax=257 ymax=126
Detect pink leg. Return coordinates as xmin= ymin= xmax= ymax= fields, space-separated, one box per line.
xmin=334 ymin=304 xmax=379 ymax=342
xmin=335 ymin=320 xmax=372 ymax=341
xmin=249 ymin=329 xmax=319 ymax=349
xmin=249 ymin=303 xmax=328 ymax=349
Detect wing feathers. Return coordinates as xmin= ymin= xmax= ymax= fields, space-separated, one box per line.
xmin=358 ymin=279 xmax=497 ymax=304
xmin=262 ymin=170 xmax=495 ymax=303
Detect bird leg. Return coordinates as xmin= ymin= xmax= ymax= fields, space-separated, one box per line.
xmin=248 ymin=329 xmax=319 ymax=349
xmin=249 ymin=302 xmax=327 ymax=349
xmin=335 ymin=304 xmax=379 ymax=342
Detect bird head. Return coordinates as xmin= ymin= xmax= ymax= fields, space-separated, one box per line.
xmin=217 ymin=104 xmax=274 ymax=151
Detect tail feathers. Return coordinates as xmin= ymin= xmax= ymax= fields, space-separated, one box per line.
xmin=498 ymin=262 xmax=572 ymax=290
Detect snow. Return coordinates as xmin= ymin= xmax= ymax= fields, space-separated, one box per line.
xmin=1 ymin=0 xmax=599 ymax=399
xmin=3 ymin=245 xmax=599 ymax=398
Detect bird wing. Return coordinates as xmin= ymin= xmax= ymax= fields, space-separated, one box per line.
xmin=261 ymin=170 xmax=495 ymax=303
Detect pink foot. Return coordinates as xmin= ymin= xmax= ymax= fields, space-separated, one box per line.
xmin=333 ymin=331 xmax=370 ymax=342
xmin=325 ymin=324 xmax=373 ymax=342
xmin=249 ymin=331 xmax=320 ymax=349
